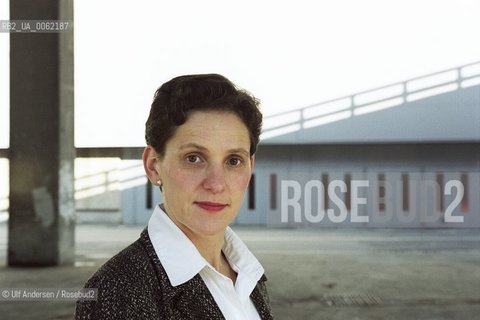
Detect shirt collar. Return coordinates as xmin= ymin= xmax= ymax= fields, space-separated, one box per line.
xmin=222 ymin=228 xmax=264 ymax=284
xmin=147 ymin=204 xmax=207 ymax=286
xmin=147 ymin=204 xmax=265 ymax=287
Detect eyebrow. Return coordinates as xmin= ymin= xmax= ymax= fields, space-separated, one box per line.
xmin=178 ymin=143 xmax=250 ymax=157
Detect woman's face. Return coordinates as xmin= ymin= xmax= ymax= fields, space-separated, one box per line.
xmin=157 ymin=110 xmax=254 ymax=238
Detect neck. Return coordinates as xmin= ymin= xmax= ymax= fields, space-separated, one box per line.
xmin=162 ymin=204 xmax=236 ymax=282
xmin=184 ymin=227 xmax=237 ymax=284
xmin=161 ymin=204 xmax=226 ymax=270
xmin=187 ymin=230 xmax=225 ymax=269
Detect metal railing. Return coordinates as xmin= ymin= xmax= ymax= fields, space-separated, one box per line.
xmin=0 ymin=161 xmax=146 ymax=215
xmin=261 ymin=61 xmax=480 ymax=139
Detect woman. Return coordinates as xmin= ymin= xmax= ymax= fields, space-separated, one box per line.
xmin=75 ymin=74 xmax=273 ymax=319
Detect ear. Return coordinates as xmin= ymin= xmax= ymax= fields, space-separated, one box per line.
xmin=143 ymin=146 xmax=161 ymax=186
xmin=250 ymin=154 xmax=255 ymax=173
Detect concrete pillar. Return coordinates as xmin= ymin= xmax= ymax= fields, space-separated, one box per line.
xmin=8 ymin=0 xmax=75 ymax=266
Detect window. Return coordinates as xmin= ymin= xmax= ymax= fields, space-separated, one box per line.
xmin=344 ymin=173 xmax=351 ymax=211
xmin=248 ymin=174 xmax=255 ymax=210
xmin=436 ymin=173 xmax=444 ymax=212
xmin=146 ymin=181 xmax=153 ymax=209
xmin=402 ymin=173 xmax=409 ymax=211
xmin=461 ymin=173 xmax=469 ymax=213
xmin=270 ymin=174 xmax=277 ymax=210
xmin=322 ymin=173 xmax=329 ymax=210
xmin=378 ymin=173 xmax=386 ymax=212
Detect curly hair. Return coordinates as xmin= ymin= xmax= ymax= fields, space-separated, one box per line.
xmin=145 ymin=74 xmax=262 ymax=156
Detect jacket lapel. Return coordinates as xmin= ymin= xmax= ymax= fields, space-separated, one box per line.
xmin=140 ymin=228 xmax=225 ymax=319
xmin=250 ymin=275 xmax=274 ymax=320
xmin=170 ymin=275 xmax=226 ymax=319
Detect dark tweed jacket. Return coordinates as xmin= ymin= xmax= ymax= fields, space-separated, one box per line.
xmin=75 ymin=228 xmax=273 ymax=319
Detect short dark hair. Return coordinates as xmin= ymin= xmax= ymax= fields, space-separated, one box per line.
xmin=145 ymin=74 xmax=262 ymax=156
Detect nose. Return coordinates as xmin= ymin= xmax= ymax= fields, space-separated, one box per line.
xmin=202 ymin=164 xmax=226 ymax=193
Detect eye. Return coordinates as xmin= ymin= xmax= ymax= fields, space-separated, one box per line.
xmin=227 ymin=157 xmax=243 ymax=167
xmin=186 ymin=154 xmax=202 ymax=163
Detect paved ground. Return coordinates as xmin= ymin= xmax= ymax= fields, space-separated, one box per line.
xmin=1 ymin=222 xmax=480 ymax=319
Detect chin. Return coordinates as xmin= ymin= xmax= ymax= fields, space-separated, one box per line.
xmin=197 ymin=224 xmax=228 ymax=236
xmin=193 ymin=218 xmax=232 ymax=237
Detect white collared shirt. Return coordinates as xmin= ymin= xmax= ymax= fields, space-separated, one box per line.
xmin=147 ymin=204 xmax=264 ymax=320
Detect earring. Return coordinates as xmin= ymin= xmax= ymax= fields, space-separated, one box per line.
xmin=157 ymin=180 xmax=162 ymax=187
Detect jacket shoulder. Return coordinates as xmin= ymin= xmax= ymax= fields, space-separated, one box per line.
xmin=75 ymin=229 xmax=164 ymax=319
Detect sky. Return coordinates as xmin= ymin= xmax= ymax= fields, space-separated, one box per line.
xmin=1 ymin=0 xmax=480 ymax=147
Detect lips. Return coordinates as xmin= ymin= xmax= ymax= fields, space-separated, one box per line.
xmin=195 ymin=201 xmax=228 ymax=212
